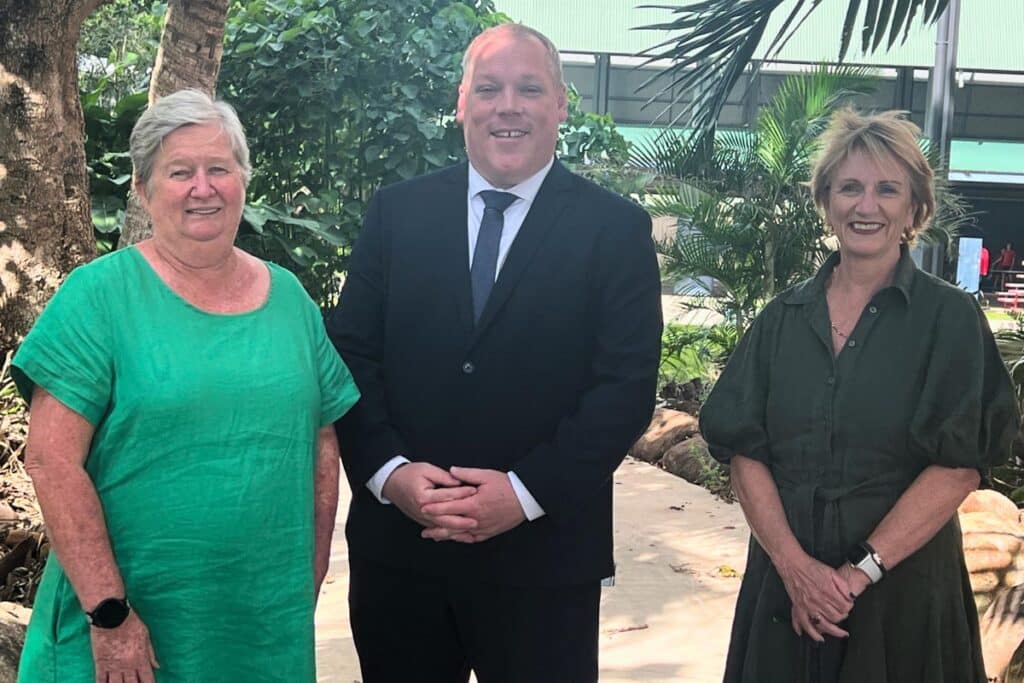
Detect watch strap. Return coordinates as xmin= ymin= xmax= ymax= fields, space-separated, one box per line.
xmin=851 ymin=542 xmax=886 ymax=584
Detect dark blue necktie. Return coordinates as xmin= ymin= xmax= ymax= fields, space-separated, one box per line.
xmin=471 ymin=190 xmax=517 ymax=323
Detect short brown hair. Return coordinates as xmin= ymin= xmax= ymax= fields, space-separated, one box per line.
xmin=461 ymin=23 xmax=565 ymax=90
xmin=810 ymin=108 xmax=935 ymax=243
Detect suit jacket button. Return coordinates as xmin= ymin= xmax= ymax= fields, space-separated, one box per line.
xmin=462 ymin=361 xmax=475 ymax=374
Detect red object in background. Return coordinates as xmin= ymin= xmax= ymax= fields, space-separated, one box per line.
xmin=998 ymin=245 xmax=1017 ymax=270
xmin=981 ymin=247 xmax=990 ymax=276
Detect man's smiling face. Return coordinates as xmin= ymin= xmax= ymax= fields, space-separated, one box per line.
xmin=456 ymin=28 xmax=567 ymax=189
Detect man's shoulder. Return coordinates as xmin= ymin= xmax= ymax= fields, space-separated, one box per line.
xmin=375 ymin=163 xmax=466 ymax=199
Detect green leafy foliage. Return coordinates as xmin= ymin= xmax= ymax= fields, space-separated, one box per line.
xmin=79 ymin=3 xmax=161 ymax=252
xmin=659 ymin=322 xmax=736 ymax=386
xmin=78 ymin=2 xmax=635 ymax=305
xmin=558 ymin=86 xmax=653 ymax=200
xmin=992 ymin=316 xmax=1024 ymax=501
xmin=78 ymin=0 xmax=164 ymax=104
xmin=218 ymin=0 xmax=504 ymax=306
xmin=558 ymin=86 xmax=630 ymax=166
xmin=82 ymin=86 xmax=149 ymax=253
xmin=645 ymin=66 xmax=877 ymax=337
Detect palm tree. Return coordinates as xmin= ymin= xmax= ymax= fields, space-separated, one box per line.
xmin=636 ymin=0 xmax=950 ymax=135
xmin=639 ymin=66 xmax=870 ymax=337
xmin=642 ymin=64 xmax=969 ymax=344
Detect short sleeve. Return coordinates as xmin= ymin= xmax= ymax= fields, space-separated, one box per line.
xmin=310 ymin=303 xmax=360 ymax=427
xmin=908 ymin=295 xmax=1019 ymax=470
xmin=12 ymin=267 xmax=113 ymax=425
xmin=700 ymin=305 xmax=774 ymax=465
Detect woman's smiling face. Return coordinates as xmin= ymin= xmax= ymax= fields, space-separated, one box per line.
xmin=826 ymin=148 xmax=917 ymax=261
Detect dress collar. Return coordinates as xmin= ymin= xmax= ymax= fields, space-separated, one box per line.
xmin=783 ymin=244 xmax=915 ymax=306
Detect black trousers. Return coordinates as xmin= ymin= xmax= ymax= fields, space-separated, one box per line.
xmin=348 ymin=556 xmax=601 ymax=683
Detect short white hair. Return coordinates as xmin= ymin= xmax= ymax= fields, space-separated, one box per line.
xmin=130 ymin=89 xmax=251 ymax=190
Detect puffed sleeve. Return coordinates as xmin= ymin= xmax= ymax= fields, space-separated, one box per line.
xmin=908 ymin=293 xmax=1019 ymax=470
xmin=309 ymin=299 xmax=360 ymax=427
xmin=12 ymin=267 xmax=113 ymax=426
xmin=700 ymin=303 xmax=776 ymax=465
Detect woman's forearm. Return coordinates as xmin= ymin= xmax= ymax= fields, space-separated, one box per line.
xmin=24 ymin=390 xmax=124 ymax=612
xmin=866 ymin=464 xmax=979 ymax=570
xmin=313 ymin=425 xmax=340 ymax=585
xmin=731 ymin=455 xmax=807 ymax=573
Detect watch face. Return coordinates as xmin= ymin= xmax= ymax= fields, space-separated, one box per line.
xmin=90 ymin=598 xmax=130 ymax=628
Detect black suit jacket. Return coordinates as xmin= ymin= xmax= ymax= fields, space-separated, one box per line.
xmin=327 ymin=160 xmax=662 ymax=585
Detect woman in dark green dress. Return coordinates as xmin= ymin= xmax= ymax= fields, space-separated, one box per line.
xmin=700 ymin=108 xmax=1019 ymax=682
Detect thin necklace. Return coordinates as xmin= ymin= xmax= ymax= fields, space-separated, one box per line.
xmin=827 ymin=268 xmax=851 ymax=339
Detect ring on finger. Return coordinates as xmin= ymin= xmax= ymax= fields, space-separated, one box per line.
xmin=809 ymin=613 xmax=821 ymax=625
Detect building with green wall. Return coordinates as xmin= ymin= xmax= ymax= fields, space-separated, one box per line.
xmin=493 ymin=0 xmax=1024 ymax=249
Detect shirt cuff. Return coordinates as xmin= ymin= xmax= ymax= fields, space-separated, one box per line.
xmin=508 ymin=471 xmax=546 ymax=521
xmin=366 ymin=456 xmax=410 ymax=504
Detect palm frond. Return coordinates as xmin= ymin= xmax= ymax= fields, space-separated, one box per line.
xmin=756 ymin=65 xmax=877 ymax=183
xmin=637 ymin=0 xmax=948 ymax=140
xmin=635 ymin=0 xmax=787 ymax=133
xmin=630 ymin=130 xmax=700 ymax=176
xmin=646 ymin=179 xmax=715 ymax=219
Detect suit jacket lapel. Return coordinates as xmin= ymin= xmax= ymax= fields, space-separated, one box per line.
xmin=436 ymin=164 xmax=475 ymax=340
xmin=470 ymin=160 xmax=574 ymax=344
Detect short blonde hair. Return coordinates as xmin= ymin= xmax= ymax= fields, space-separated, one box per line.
xmin=810 ymin=108 xmax=935 ymax=243
xmin=461 ymin=23 xmax=565 ymax=89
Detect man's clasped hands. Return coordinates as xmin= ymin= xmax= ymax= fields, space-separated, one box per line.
xmin=381 ymin=462 xmax=527 ymax=543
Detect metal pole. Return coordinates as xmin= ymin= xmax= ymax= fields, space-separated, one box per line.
xmin=921 ymin=0 xmax=961 ymax=275
xmin=925 ymin=0 xmax=960 ymax=164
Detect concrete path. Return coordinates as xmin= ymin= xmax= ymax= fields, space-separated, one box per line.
xmin=314 ymin=457 xmax=749 ymax=682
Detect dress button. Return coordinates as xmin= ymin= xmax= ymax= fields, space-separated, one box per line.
xmin=847 ymin=340 xmax=856 ymax=348
xmin=869 ymin=306 xmax=878 ymax=314
xmin=461 ymin=361 xmax=475 ymax=374
xmin=826 ymin=377 xmax=835 ymax=385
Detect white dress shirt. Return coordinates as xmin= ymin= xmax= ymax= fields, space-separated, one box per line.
xmin=364 ymin=159 xmax=556 ymax=521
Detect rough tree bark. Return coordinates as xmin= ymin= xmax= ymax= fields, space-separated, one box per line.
xmin=118 ymin=0 xmax=230 ymax=247
xmin=0 ymin=0 xmax=106 ymax=353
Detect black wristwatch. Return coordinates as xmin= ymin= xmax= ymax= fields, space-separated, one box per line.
xmin=87 ymin=597 xmax=131 ymax=629
xmin=847 ymin=542 xmax=886 ymax=584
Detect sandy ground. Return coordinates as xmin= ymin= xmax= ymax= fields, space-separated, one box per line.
xmin=314 ymin=457 xmax=749 ymax=683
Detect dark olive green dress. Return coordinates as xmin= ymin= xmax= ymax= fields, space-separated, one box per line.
xmin=700 ymin=246 xmax=1019 ymax=683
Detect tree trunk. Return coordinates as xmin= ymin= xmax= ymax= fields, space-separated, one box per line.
xmin=118 ymin=0 xmax=230 ymax=247
xmin=0 ymin=0 xmax=106 ymax=354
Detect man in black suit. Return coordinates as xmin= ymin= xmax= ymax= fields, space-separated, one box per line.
xmin=327 ymin=22 xmax=662 ymax=683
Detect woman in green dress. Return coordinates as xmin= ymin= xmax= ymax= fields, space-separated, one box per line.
xmin=700 ymin=108 xmax=1019 ymax=682
xmin=13 ymin=89 xmax=360 ymax=682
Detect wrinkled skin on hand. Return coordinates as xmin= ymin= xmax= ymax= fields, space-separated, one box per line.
xmin=778 ymin=555 xmax=855 ymax=642
xmin=91 ymin=610 xmax=160 ymax=683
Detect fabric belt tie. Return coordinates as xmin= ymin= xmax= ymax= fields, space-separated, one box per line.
xmin=776 ymin=469 xmax=912 ymax=564
xmin=471 ymin=190 xmax=517 ymax=323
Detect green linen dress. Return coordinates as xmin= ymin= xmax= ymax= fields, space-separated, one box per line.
xmin=700 ymin=246 xmax=1019 ymax=683
xmin=12 ymin=247 xmax=360 ymax=683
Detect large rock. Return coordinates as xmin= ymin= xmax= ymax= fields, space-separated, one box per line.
xmin=661 ymin=436 xmax=712 ymax=485
xmin=630 ymin=409 xmax=699 ymax=464
xmin=961 ymin=490 xmax=1021 ymax=524
xmin=0 ymin=602 xmax=27 ymax=682
xmin=960 ymin=490 xmax=1024 ymax=614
